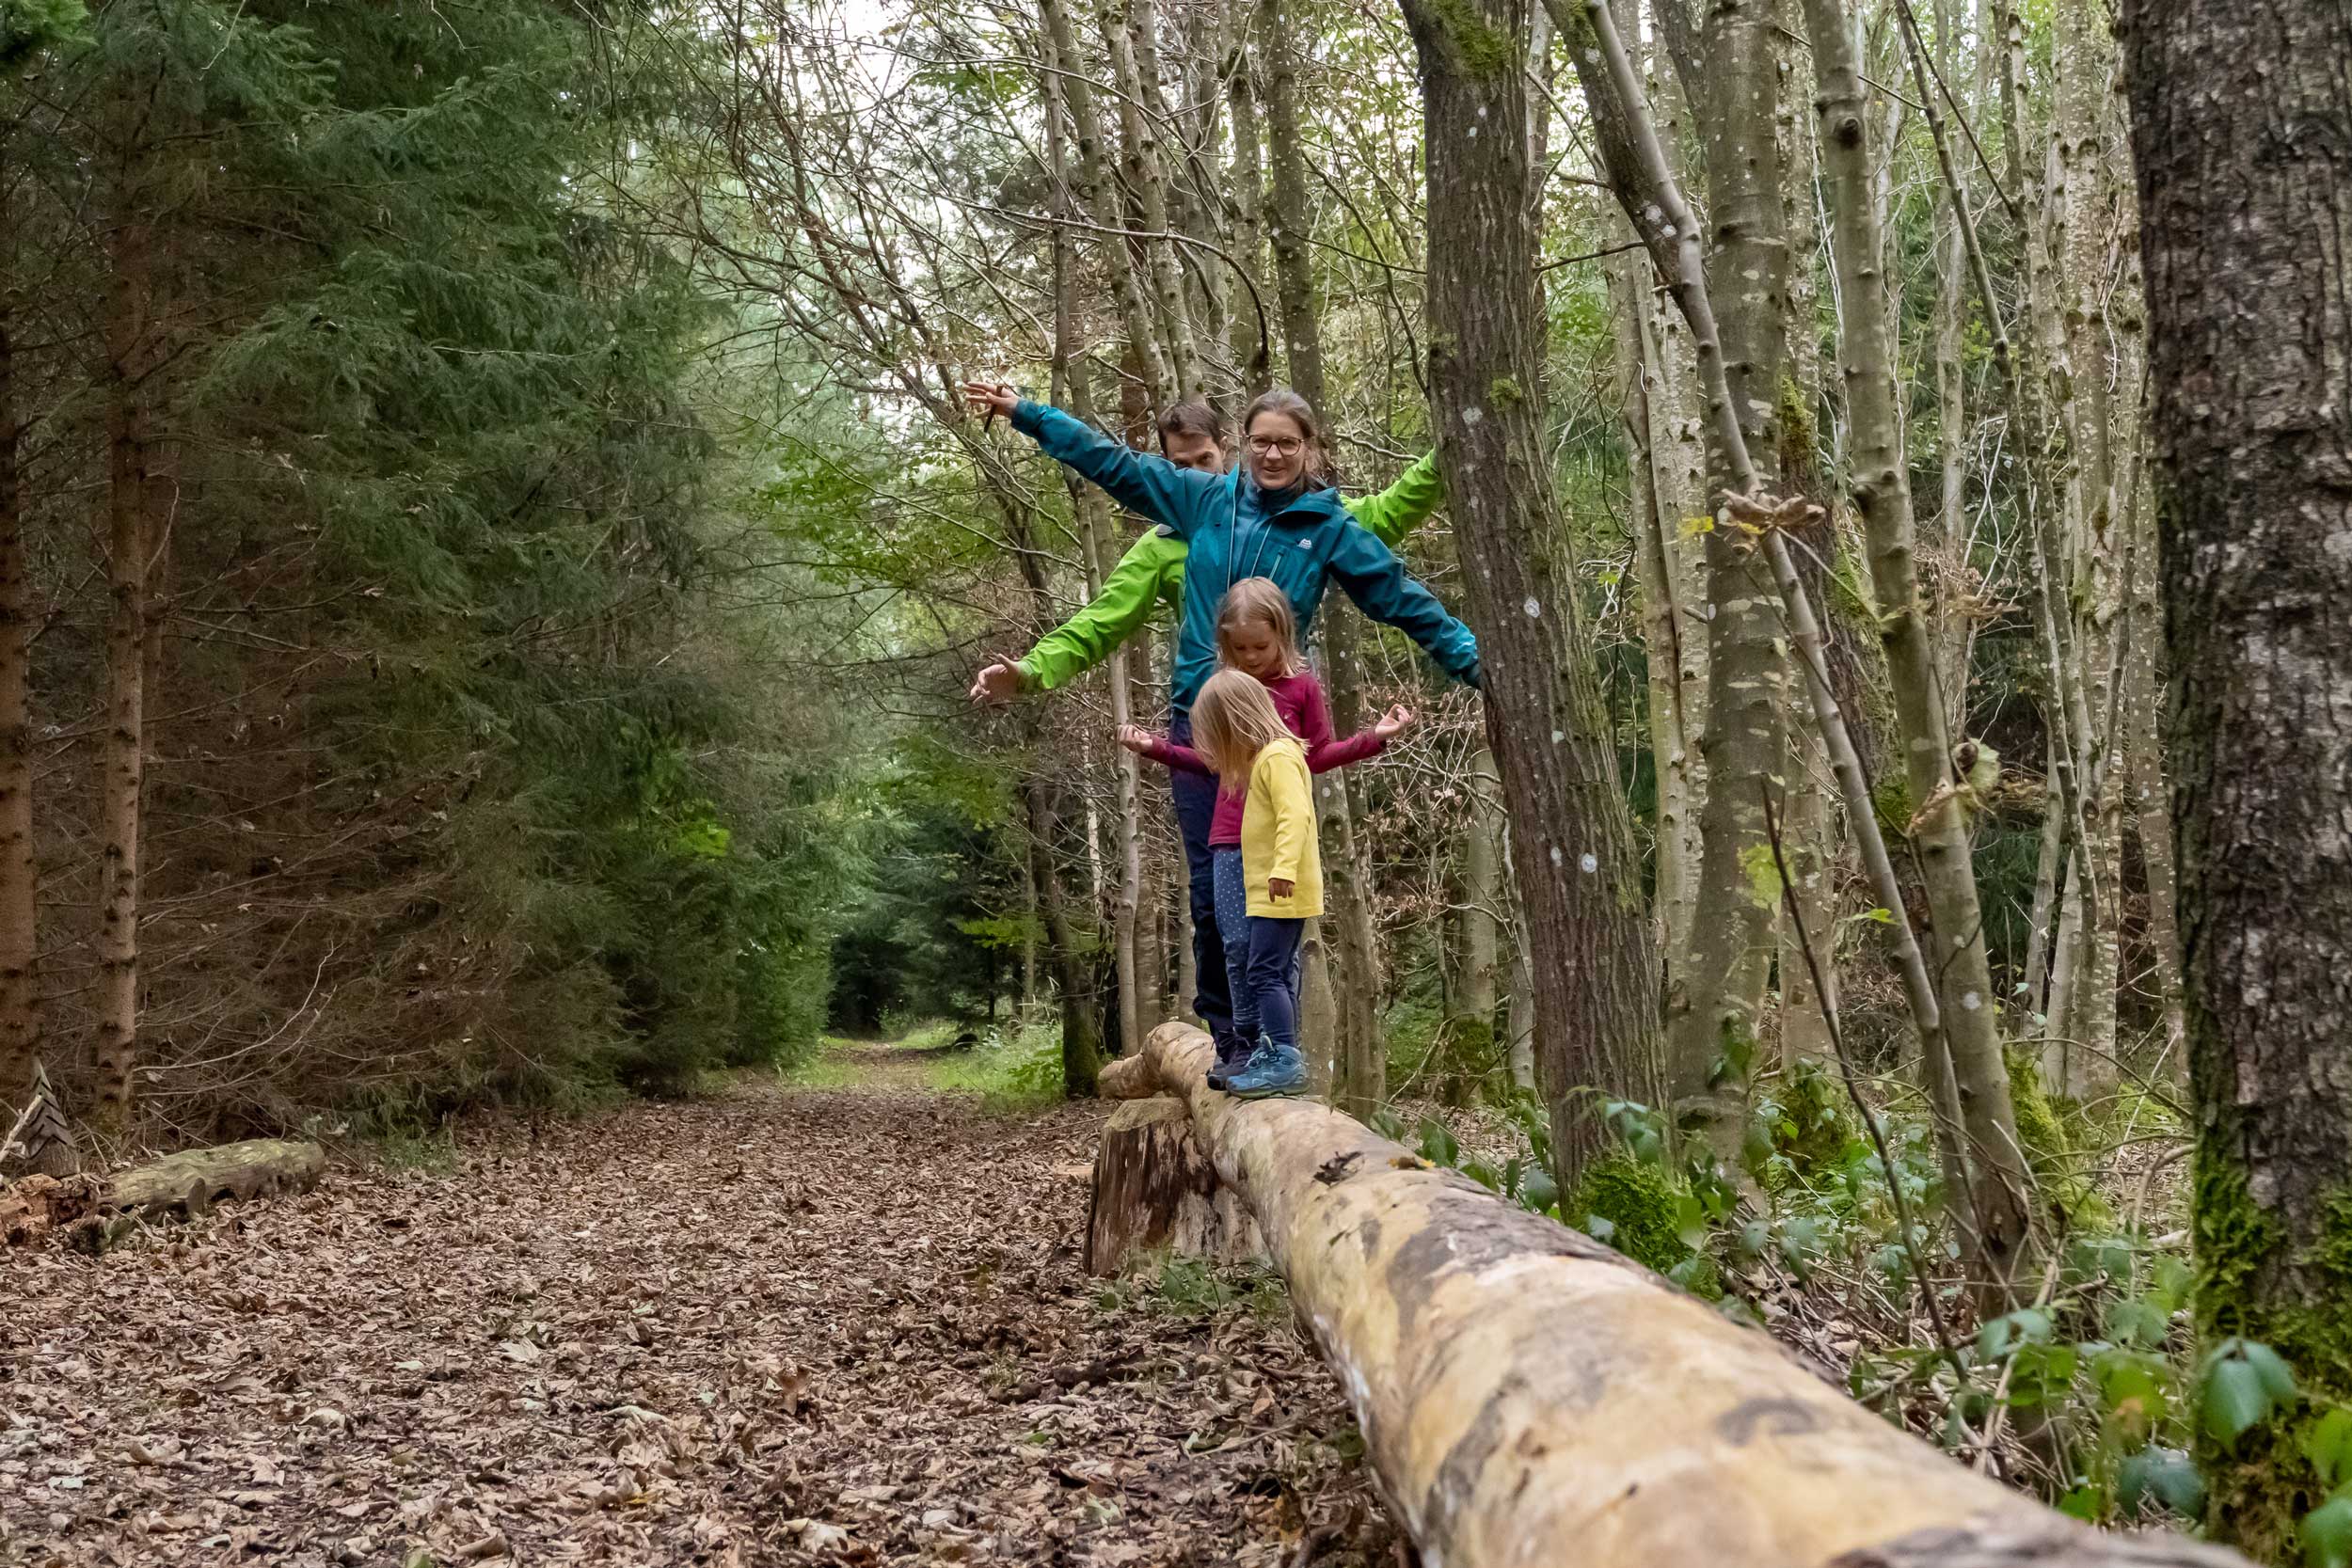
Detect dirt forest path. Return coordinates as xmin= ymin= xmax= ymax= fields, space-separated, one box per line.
xmin=2 ymin=1043 xmax=1395 ymax=1567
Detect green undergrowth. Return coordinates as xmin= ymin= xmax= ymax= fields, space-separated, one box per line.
xmin=1095 ymin=1253 xmax=1289 ymax=1323
xmin=924 ymin=1019 xmax=1065 ymax=1114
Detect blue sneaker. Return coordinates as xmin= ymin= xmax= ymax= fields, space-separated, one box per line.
xmin=1205 ymin=1037 xmax=1252 ymax=1090
xmin=1226 ymin=1041 xmax=1308 ymax=1100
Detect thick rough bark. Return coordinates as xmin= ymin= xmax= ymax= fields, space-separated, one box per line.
xmin=2124 ymin=0 xmax=2352 ymax=1549
xmin=1400 ymin=0 xmax=1663 ymax=1181
xmin=1086 ymin=1097 xmax=1263 ymax=1274
xmin=0 ymin=297 xmax=32 ymax=1110
xmin=1809 ymin=0 xmax=2034 ymax=1300
xmin=1107 ymin=1022 xmax=2249 ymax=1568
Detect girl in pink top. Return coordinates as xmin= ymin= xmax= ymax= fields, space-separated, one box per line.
xmin=1118 ymin=578 xmax=1413 ymax=1085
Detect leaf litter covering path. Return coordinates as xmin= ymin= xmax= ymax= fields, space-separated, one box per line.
xmin=2 ymin=1050 xmax=1401 ymax=1567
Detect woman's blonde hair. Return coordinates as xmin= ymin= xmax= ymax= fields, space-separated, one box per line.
xmin=1191 ymin=669 xmax=1295 ymax=789
xmin=1216 ymin=578 xmax=1302 ymax=676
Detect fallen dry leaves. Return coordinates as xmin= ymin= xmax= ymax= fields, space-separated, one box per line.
xmin=0 ymin=1047 xmax=1399 ymax=1566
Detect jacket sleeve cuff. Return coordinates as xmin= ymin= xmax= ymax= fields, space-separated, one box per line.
xmin=1010 ymin=399 xmax=1048 ymax=437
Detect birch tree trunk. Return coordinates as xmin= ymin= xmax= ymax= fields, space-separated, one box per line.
xmin=2124 ymin=0 xmax=2352 ymax=1544
xmin=1401 ymin=0 xmax=1663 ymax=1182
xmin=92 ymin=175 xmax=160 ymax=1133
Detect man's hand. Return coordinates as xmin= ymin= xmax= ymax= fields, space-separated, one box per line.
xmin=1372 ymin=704 xmax=1416 ymax=741
xmin=969 ymin=658 xmax=1025 ymax=706
xmin=1268 ymin=878 xmax=1295 ymax=901
xmin=963 ymin=381 xmax=1019 ymax=422
xmin=1116 ymin=724 xmax=1158 ymax=754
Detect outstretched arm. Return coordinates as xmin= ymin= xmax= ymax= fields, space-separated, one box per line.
xmin=1119 ymin=723 xmax=1214 ymax=777
xmin=1004 ymin=531 xmax=1183 ymax=695
xmin=1292 ymin=674 xmax=1386 ymax=772
xmin=965 ymin=383 xmax=1221 ymax=535
xmin=1325 ymin=522 xmax=1482 ymax=689
xmin=1344 ymin=450 xmax=1445 ymax=548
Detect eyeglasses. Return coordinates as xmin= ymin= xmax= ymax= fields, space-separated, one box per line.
xmin=1247 ymin=436 xmax=1306 ymax=456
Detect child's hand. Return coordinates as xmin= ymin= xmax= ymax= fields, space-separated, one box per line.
xmin=963 ymin=381 xmax=1019 ymax=421
xmin=1268 ymin=878 xmax=1295 ymax=901
xmin=1117 ymin=724 xmax=1158 ymax=754
xmin=1373 ymin=704 xmax=1417 ymax=740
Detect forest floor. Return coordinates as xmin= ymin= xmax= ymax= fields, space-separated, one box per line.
xmin=1 ymin=1039 xmax=1398 ymax=1568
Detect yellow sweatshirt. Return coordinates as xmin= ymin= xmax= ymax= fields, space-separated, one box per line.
xmin=1241 ymin=737 xmax=1324 ymax=918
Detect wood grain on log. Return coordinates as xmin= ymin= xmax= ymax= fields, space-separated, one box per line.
xmin=1117 ymin=1022 xmax=2248 ymax=1568
xmin=1086 ymin=1097 xmax=1262 ymax=1275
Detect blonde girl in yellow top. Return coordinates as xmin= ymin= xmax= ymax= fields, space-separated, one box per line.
xmin=1184 ymin=668 xmax=1322 ymax=1098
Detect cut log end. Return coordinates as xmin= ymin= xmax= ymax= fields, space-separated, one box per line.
xmin=1086 ymin=1097 xmax=1263 ymax=1275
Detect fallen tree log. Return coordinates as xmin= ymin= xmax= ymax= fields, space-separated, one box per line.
xmin=1112 ymin=1022 xmax=2244 ymax=1568
xmin=104 ymin=1138 xmax=326 ymax=1217
xmin=1085 ymin=1098 xmax=1262 ymax=1275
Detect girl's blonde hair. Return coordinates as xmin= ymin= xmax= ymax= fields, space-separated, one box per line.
xmin=1216 ymin=578 xmax=1302 ymax=676
xmin=1191 ymin=669 xmax=1295 ymax=789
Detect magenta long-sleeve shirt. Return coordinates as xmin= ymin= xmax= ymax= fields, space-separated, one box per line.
xmin=1139 ymin=670 xmax=1385 ymax=847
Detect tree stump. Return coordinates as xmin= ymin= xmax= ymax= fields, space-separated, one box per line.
xmin=1085 ymin=1097 xmax=1262 ymax=1276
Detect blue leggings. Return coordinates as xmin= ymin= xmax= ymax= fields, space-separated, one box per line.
xmin=1213 ymin=848 xmax=1305 ymax=1049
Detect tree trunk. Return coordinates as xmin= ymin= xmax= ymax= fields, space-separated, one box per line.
xmin=1096 ymin=1022 xmax=2252 ymax=1568
xmin=1258 ymin=0 xmax=1383 ymax=1116
xmin=1401 ymin=0 xmax=1663 ymax=1183
xmin=1026 ymin=789 xmax=1106 ymax=1095
xmin=2124 ymin=0 xmax=2352 ymax=1547
xmin=2120 ymin=484 xmax=2184 ymax=1074
xmin=1039 ymin=0 xmax=1170 ymax=409
xmin=1223 ymin=26 xmax=1269 ymax=401
xmin=1101 ymin=0 xmax=1202 ymax=400
xmin=1086 ymin=1097 xmax=1263 ymax=1274
xmin=0 ymin=295 xmax=33 ymax=1110
xmin=1440 ymin=747 xmax=1504 ymax=1101
xmin=93 ymin=199 xmax=154 ymax=1135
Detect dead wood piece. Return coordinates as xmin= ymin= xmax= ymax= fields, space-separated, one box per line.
xmin=1096 ymin=1051 xmax=1159 ymax=1100
xmin=1 ymin=1172 xmax=105 ymax=1245
xmin=104 ymin=1138 xmax=326 ymax=1218
xmin=1086 ymin=1096 xmax=1263 ymax=1275
xmin=997 ymin=1345 xmax=1144 ymax=1404
xmin=1110 ymin=1022 xmax=2251 ymax=1568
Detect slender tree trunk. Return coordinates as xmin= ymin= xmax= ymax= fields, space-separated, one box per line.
xmin=1258 ymin=0 xmax=1383 ymax=1116
xmin=1040 ymin=0 xmax=1170 ymax=408
xmin=1661 ymin=0 xmax=1792 ymax=1161
xmin=1930 ymin=0 xmax=1973 ymax=737
xmin=0 ymin=296 xmax=33 ymax=1109
xmin=2121 ymin=481 xmax=2184 ymax=1074
xmin=1440 ymin=747 xmax=1504 ymax=1101
xmin=2125 ymin=0 xmax=2352 ymax=1546
xmin=93 ymin=202 xmax=153 ymax=1134
xmin=1223 ymin=26 xmax=1269 ymax=401
xmin=1401 ymin=0 xmax=1663 ymax=1182
xmin=1025 ymin=788 xmax=1107 ymax=1094
xmin=1799 ymin=0 xmax=2037 ymax=1298
xmin=2020 ymin=753 xmax=2064 ymax=1011
xmin=1102 ymin=0 xmax=1203 ymax=399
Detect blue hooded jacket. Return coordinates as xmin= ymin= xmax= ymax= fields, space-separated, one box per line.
xmin=1009 ymin=401 xmax=1481 ymax=716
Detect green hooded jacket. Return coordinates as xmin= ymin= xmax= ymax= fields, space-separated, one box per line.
xmin=1012 ymin=450 xmax=1444 ymax=691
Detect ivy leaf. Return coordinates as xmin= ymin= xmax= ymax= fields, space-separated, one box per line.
xmin=2202 ymin=1355 xmax=2277 ymax=1449
xmin=1415 ymin=1117 xmax=1460 ymax=1170
xmin=1518 ymin=1167 xmax=1560 ymax=1216
xmin=2245 ymin=1339 xmax=2300 ymax=1404
xmin=2304 ymin=1408 xmax=2352 ymax=1490
xmin=1583 ymin=1212 xmax=1617 ymax=1243
xmin=2117 ymin=1446 xmax=2204 ymax=1518
xmin=2302 ymin=1496 xmax=2352 ymax=1568
xmin=2103 ymin=1297 xmax=2171 ymax=1351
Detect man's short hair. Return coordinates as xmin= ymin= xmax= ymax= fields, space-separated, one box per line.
xmin=1155 ymin=400 xmax=1227 ymax=449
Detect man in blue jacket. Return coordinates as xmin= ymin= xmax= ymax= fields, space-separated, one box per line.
xmin=965 ymin=382 xmax=1481 ymax=1081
